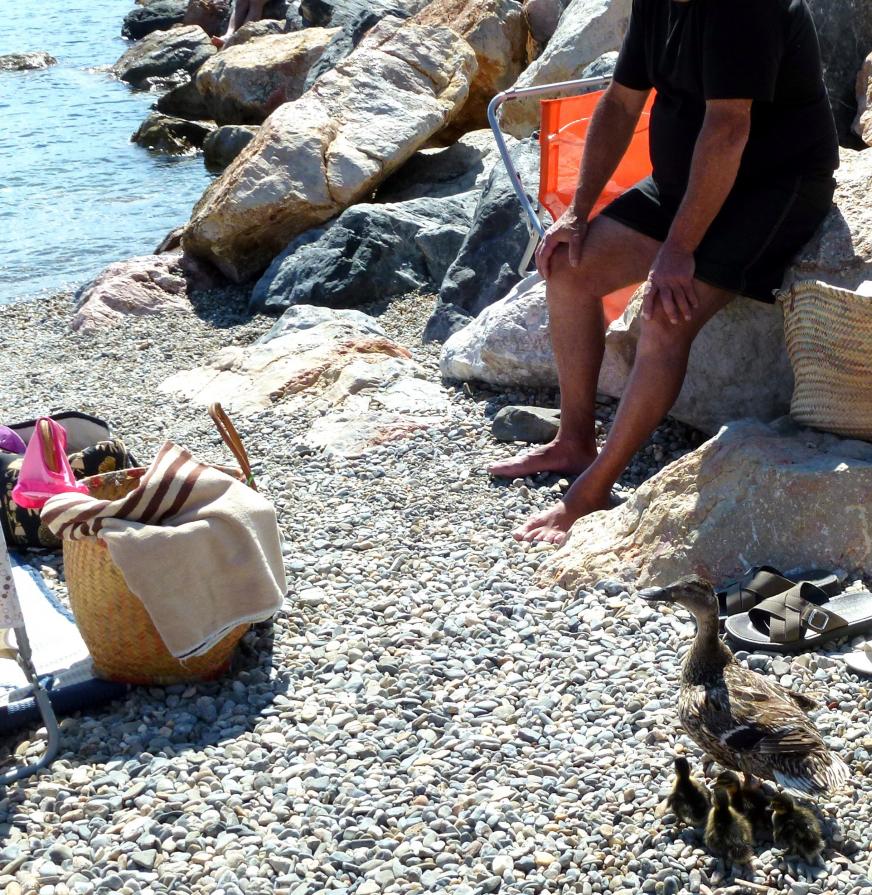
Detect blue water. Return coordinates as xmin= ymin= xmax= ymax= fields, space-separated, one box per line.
xmin=0 ymin=0 xmax=213 ymax=303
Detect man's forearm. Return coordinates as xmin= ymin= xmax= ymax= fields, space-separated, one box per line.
xmin=665 ymin=109 xmax=750 ymax=254
xmin=571 ymin=92 xmax=643 ymax=218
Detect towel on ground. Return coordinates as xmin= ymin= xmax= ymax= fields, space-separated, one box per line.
xmin=41 ymin=442 xmax=287 ymax=659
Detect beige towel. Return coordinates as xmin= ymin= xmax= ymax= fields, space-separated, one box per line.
xmin=42 ymin=442 xmax=286 ymax=659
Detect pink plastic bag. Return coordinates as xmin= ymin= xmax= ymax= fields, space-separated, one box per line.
xmin=11 ymin=418 xmax=89 ymax=510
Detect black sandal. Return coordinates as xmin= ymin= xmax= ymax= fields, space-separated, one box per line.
xmin=724 ymin=583 xmax=872 ymax=654
xmin=716 ymin=565 xmax=841 ymax=622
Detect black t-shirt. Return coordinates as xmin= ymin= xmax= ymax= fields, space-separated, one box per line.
xmin=613 ymin=0 xmax=839 ymax=195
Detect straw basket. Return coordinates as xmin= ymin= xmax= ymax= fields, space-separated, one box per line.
xmin=62 ymin=404 xmax=257 ymax=685
xmin=780 ymin=280 xmax=872 ymax=441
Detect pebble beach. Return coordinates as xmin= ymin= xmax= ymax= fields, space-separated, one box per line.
xmin=1 ymin=290 xmax=871 ymax=895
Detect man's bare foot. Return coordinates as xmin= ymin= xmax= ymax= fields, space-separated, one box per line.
xmin=210 ymin=35 xmax=226 ymax=48
xmin=512 ymin=480 xmax=612 ymax=544
xmin=488 ymin=439 xmax=596 ymax=479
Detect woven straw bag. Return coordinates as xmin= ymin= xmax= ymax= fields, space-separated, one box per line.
xmin=779 ymin=279 xmax=872 ymax=440
xmin=62 ymin=404 xmax=258 ymax=685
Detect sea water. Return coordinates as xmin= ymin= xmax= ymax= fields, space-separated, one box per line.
xmin=0 ymin=0 xmax=213 ymax=303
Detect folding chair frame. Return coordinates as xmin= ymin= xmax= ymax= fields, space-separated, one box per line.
xmin=0 ymin=544 xmax=60 ymax=785
xmin=486 ymin=76 xmax=613 ymax=252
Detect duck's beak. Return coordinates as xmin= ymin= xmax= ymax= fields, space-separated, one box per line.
xmin=638 ymin=586 xmax=672 ymax=603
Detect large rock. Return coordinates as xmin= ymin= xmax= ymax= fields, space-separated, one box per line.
xmin=251 ymin=192 xmax=476 ymax=312
xmin=433 ymin=136 xmax=538 ymax=330
xmin=71 ymin=253 xmax=222 ymax=332
xmin=0 ymin=52 xmax=57 ymax=72
xmin=182 ymin=18 xmax=478 ymax=281
xmin=113 ymin=25 xmax=216 ymax=89
xmin=302 ymin=9 xmax=388 ymax=91
xmin=202 ymin=124 xmax=259 ymax=169
xmin=523 ymin=0 xmax=569 ymax=45
xmin=122 ymin=0 xmax=188 ymax=39
xmin=223 ymin=19 xmax=287 ymax=49
xmin=158 ymin=313 xmax=415 ymax=415
xmin=806 ymin=0 xmax=872 ymax=144
xmin=854 ymin=51 xmax=872 ymax=147
xmin=194 ymin=29 xmax=338 ymax=124
xmin=132 ymin=112 xmax=216 ymax=152
xmin=788 ymin=148 xmax=872 ymax=290
xmin=299 ymin=0 xmax=428 ymax=28
xmin=500 ymin=0 xmax=630 ymax=137
xmin=538 ymin=417 xmax=872 ymax=589
xmin=155 ymin=77 xmax=213 ymax=118
xmin=376 ymin=128 xmax=497 ymax=202
xmin=412 ymin=0 xmax=528 ymax=133
xmin=440 ymin=272 xmax=555 ymax=387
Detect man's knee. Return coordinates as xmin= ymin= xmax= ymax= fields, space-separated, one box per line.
xmin=545 ymin=243 xmax=601 ymax=300
xmin=637 ymin=305 xmax=695 ymax=356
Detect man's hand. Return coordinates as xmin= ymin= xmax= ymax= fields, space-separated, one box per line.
xmin=641 ymin=245 xmax=699 ymax=324
xmin=535 ymin=209 xmax=588 ymax=278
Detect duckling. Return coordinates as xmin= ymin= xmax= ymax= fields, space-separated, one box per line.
xmin=664 ymin=756 xmax=710 ymax=826
xmin=770 ymin=792 xmax=824 ymax=863
xmin=715 ymin=770 xmax=771 ymax=838
xmin=704 ymin=784 xmax=754 ymax=871
xmin=639 ymin=577 xmax=850 ymax=796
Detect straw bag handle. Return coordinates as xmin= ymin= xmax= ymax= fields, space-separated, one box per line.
xmin=38 ymin=419 xmax=59 ymax=473
xmin=208 ymin=403 xmax=257 ymax=491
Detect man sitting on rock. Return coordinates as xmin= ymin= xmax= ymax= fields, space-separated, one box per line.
xmin=490 ymin=0 xmax=838 ymax=543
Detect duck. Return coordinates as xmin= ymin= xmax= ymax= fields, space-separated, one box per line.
xmin=704 ymin=784 xmax=754 ymax=870
xmin=639 ymin=576 xmax=850 ymax=796
xmin=715 ymin=770 xmax=771 ymax=838
xmin=770 ymin=792 xmax=824 ymax=863
xmin=663 ymin=755 xmax=710 ymax=826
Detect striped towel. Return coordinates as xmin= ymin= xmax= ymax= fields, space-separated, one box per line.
xmin=42 ymin=442 xmax=286 ymax=659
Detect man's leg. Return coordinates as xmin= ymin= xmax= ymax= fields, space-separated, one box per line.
xmin=489 ymin=216 xmax=660 ymax=478
xmin=513 ymin=279 xmax=734 ymax=542
xmin=244 ymin=0 xmax=268 ymax=24
xmin=212 ymin=0 xmax=250 ymax=46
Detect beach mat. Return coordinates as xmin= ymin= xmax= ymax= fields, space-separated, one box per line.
xmin=0 ymin=556 xmax=127 ymax=733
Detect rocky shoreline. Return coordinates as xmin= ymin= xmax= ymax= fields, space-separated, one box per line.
xmin=3 ymin=0 xmax=872 ymax=891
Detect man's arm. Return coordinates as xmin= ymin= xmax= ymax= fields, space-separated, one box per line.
xmin=643 ymin=98 xmax=751 ymax=323
xmin=571 ymin=82 xmax=650 ymax=220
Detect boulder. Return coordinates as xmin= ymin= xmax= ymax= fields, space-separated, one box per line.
xmin=432 ymin=136 xmax=538 ymax=333
xmin=250 ymin=191 xmax=477 ymax=312
xmin=302 ymin=412 xmax=432 ymax=458
xmin=299 ymin=0 xmax=428 ymax=28
xmin=183 ymin=0 xmax=231 ymax=36
xmin=805 ymin=0 xmax=872 ymax=143
xmin=523 ymin=0 xmax=569 ymax=46
xmin=158 ymin=314 xmax=414 ymax=415
xmin=182 ymin=17 xmax=478 ymax=281
xmin=492 ymin=405 xmax=559 ymax=443
xmin=412 ymin=0 xmax=528 ymax=133
xmin=538 ymin=417 xmax=872 ymax=589
xmin=202 ymin=124 xmax=259 ymax=169
xmin=71 ymin=252 xmax=223 ymax=332
xmin=854 ymin=51 xmax=872 ymax=147
xmin=376 ymin=128 xmax=497 ymax=202
xmin=223 ymin=19 xmax=287 ymax=48
xmin=789 ymin=148 xmax=872 ymax=290
xmin=500 ymin=0 xmax=631 ymax=137
xmin=132 ymin=112 xmax=216 ymax=152
xmin=258 ymin=304 xmax=388 ymax=343
xmin=155 ymin=77 xmax=213 ymax=118
xmin=122 ymin=0 xmax=188 ymax=39
xmin=195 ymin=28 xmax=338 ymax=124
xmin=302 ymin=9 xmax=386 ymax=91
xmin=113 ymin=25 xmax=216 ymax=89
xmin=0 ymin=52 xmax=57 ymax=72
xmin=440 ymin=273 xmax=554 ymax=387
xmin=422 ymin=301 xmax=473 ymax=343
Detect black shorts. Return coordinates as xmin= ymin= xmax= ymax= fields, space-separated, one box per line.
xmin=599 ymin=174 xmax=835 ymax=303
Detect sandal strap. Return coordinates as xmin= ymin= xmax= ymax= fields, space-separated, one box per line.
xmin=749 ymin=583 xmax=847 ymax=644
xmin=720 ymin=566 xmax=796 ymax=616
